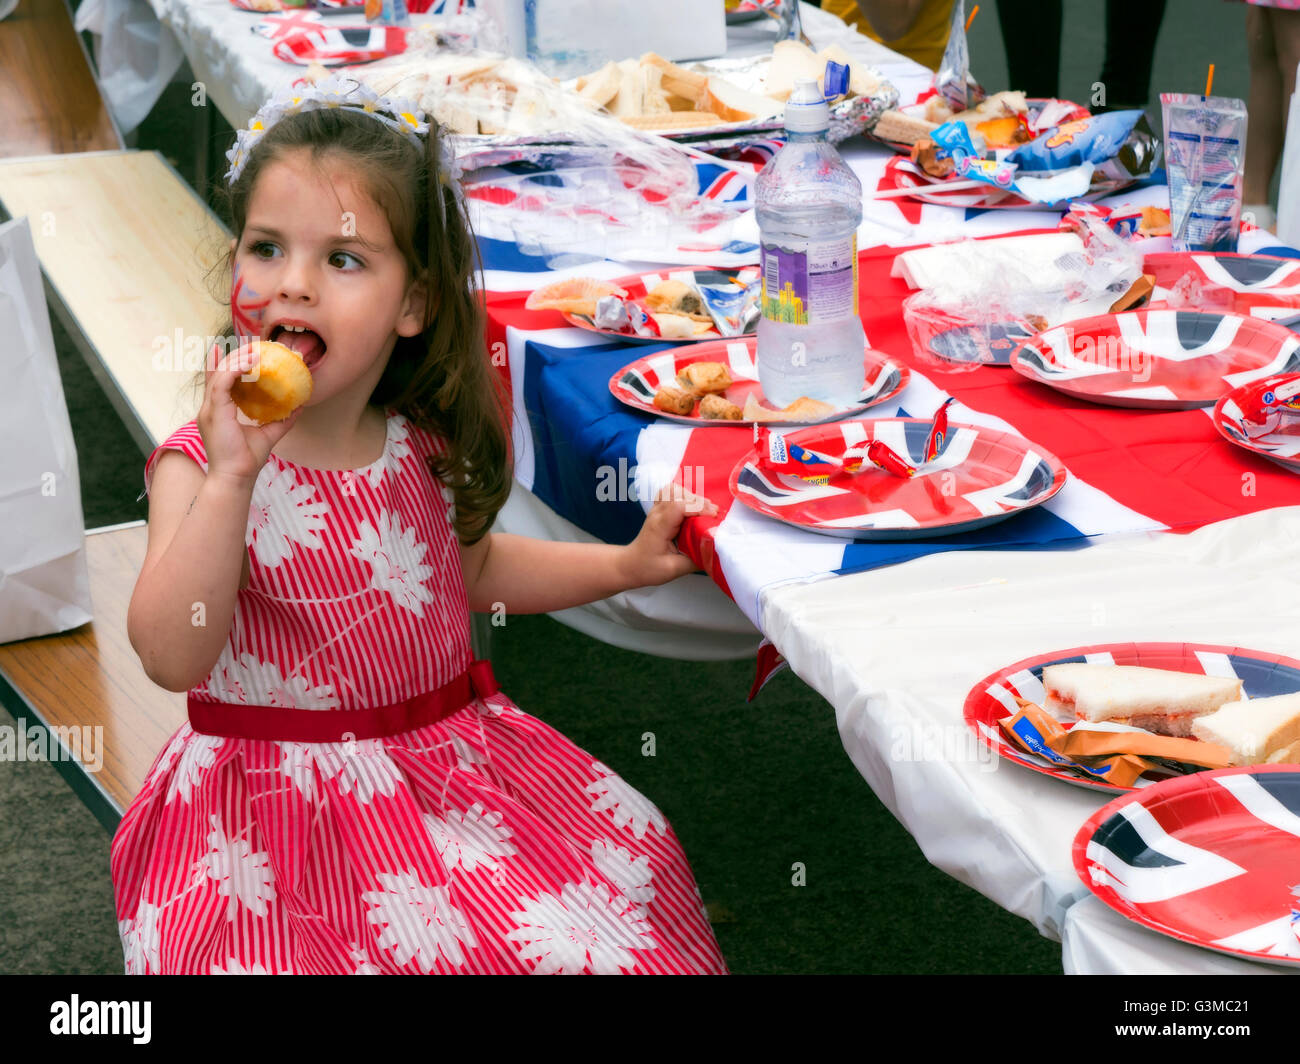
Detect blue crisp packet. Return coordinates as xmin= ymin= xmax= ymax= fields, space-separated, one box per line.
xmin=927 ymin=120 xmax=1094 ymax=204
xmin=1006 ymin=110 xmax=1149 ymax=172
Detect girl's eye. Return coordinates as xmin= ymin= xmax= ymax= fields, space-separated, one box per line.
xmin=329 ymin=251 xmax=363 ymax=271
xmin=250 ymin=241 xmax=279 ymax=259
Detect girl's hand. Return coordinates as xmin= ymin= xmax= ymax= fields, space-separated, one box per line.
xmin=198 ymin=343 xmax=302 ymax=487
xmin=621 ymin=486 xmax=719 ymax=588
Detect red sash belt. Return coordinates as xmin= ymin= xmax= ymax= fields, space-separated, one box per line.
xmin=187 ymin=660 xmax=500 ymax=742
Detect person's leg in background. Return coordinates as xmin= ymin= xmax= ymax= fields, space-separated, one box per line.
xmin=1245 ymin=4 xmax=1290 ymax=227
xmin=995 ymin=0 xmax=1062 ymax=99
xmin=1267 ymin=6 xmax=1300 ymax=228
xmin=1099 ymin=0 xmax=1167 ymax=109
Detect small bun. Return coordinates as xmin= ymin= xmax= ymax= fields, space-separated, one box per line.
xmin=231 ymin=341 xmax=313 ymax=424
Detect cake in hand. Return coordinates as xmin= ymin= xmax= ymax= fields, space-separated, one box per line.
xmin=230 ymin=340 xmax=314 ymax=424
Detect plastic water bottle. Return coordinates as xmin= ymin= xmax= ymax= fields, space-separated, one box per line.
xmin=755 ymin=78 xmax=865 ymax=408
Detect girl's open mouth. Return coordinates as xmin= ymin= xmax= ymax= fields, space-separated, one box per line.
xmin=269 ymin=324 xmax=327 ymax=370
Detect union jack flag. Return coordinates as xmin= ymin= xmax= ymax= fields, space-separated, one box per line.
xmin=252 ymin=10 xmax=323 ymax=40
xmin=1081 ymin=768 xmax=1300 ymax=965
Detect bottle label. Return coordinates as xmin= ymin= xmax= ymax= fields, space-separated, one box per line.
xmin=760 ymin=235 xmax=858 ymax=326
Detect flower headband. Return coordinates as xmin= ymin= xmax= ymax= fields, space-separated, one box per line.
xmin=224 ymin=75 xmax=434 ymax=185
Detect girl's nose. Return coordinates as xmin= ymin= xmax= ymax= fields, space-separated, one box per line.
xmin=277 ymin=259 xmax=317 ymax=303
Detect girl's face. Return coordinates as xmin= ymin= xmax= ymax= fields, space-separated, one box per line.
xmin=233 ymin=149 xmax=424 ymax=407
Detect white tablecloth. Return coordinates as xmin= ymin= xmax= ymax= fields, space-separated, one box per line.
xmin=758 ymin=507 xmax=1300 ymax=972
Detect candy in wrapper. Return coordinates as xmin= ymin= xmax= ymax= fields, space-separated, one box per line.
xmin=593 ymin=295 xmax=662 ymax=338
xmin=758 ymin=428 xmax=839 ymax=484
xmin=1056 ymin=720 xmax=1231 ymax=770
xmin=923 ymin=397 xmax=956 ymax=463
xmin=864 ymin=439 xmax=917 ymax=478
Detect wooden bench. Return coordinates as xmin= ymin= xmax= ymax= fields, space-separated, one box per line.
xmin=0 ymin=0 xmax=122 ymax=158
xmin=0 ymin=522 xmax=180 ymax=830
xmin=0 ymin=150 xmax=226 ymax=450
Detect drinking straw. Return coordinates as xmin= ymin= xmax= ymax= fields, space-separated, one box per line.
xmin=1205 ymin=64 xmax=1215 ymax=97
xmin=966 ymin=4 xmax=980 ymax=31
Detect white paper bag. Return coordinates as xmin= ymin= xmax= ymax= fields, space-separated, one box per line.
xmin=0 ymin=216 xmax=93 ymax=643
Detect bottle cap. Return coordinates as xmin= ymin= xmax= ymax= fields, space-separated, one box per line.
xmin=784 ymin=77 xmax=829 ymax=134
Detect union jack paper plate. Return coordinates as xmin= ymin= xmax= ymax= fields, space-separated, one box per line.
xmin=610 ymin=337 xmax=908 ymax=427
xmin=230 ymin=0 xmax=311 ymax=10
xmin=1214 ymin=373 xmax=1300 ymax=472
xmin=1011 ymin=310 xmax=1300 ymax=409
xmin=563 ymin=268 xmax=760 ymax=343
xmin=1146 ymin=252 xmax=1300 ymax=320
xmin=729 ymin=417 xmax=1066 ymax=538
xmin=252 ymin=10 xmax=323 ymax=38
xmin=965 ymin=642 xmax=1300 ymax=795
xmin=878 ymin=155 xmax=1132 ymax=212
xmin=272 ymin=25 xmax=407 ymax=65
xmin=1075 ymin=764 xmax=1300 ymax=967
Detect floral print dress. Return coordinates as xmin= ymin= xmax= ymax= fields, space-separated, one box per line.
xmin=111 ymin=410 xmax=728 ymax=975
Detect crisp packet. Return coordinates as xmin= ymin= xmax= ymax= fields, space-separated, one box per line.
xmin=1161 ymin=92 xmax=1248 ymax=252
xmin=697 ymin=277 xmax=760 ymax=338
xmin=927 ymin=121 xmax=1094 ymax=204
xmin=1007 ymin=110 xmax=1154 ymax=173
xmin=1056 ymin=720 xmax=1231 ymax=769
xmin=999 ymin=699 xmax=1155 ymax=787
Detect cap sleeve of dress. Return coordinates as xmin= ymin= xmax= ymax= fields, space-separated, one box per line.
xmin=143 ymin=421 xmax=208 ymax=496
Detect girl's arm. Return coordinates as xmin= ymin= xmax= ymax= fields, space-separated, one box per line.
xmin=127 ymin=347 xmax=300 ymax=692
xmin=458 ymin=491 xmax=717 ymax=615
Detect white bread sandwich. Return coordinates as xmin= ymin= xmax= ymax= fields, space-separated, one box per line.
xmin=1191 ymin=692 xmax=1300 ymax=765
xmin=1041 ymin=663 xmax=1244 ymax=737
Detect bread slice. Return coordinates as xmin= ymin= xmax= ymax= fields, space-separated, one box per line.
xmin=765 ymin=40 xmax=827 ymax=102
xmin=706 ymin=77 xmax=785 ymax=123
xmin=1191 ymin=692 xmax=1300 ymax=765
xmin=640 ymin=52 xmax=709 ymax=109
xmin=578 ymin=61 xmax=621 ymax=108
xmin=1041 ymin=663 xmax=1243 ymax=737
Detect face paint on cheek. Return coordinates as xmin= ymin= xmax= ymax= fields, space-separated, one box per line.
xmin=231 ymin=260 xmax=271 ymax=344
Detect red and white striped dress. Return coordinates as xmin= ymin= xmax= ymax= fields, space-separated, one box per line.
xmin=111 ymin=409 xmax=728 ymax=975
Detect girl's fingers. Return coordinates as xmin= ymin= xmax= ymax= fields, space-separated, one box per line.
xmin=652 ymin=483 xmax=718 ymax=517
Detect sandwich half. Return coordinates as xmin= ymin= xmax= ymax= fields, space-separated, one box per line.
xmin=1191 ymin=692 xmax=1300 ymax=765
xmin=1040 ymin=663 xmax=1244 ymax=737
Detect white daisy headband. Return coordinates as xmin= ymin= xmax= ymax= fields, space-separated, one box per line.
xmin=225 ymin=76 xmax=440 ymax=185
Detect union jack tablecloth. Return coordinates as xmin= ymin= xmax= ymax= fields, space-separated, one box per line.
xmin=479 ymin=150 xmax=1300 ymax=630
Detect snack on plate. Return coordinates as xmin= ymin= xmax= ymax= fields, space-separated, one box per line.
xmin=1139 ymin=206 xmax=1172 ymax=236
xmin=526 ymin=278 xmax=629 ymax=317
xmin=742 ymin=393 xmax=837 ymax=423
xmin=1190 ymin=692 xmax=1300 ymax=765
xmin=974 ymin=115 xmax=1030 ymax=149
xmin=872 ymin=109 xmax=939 ymax=147
xmin=1040 ymin=663 xmax=1244 ymax=738
xmin=646 ymin=279 xmax=711 ymax=321
xmin=911 ymin=138 xmax=955 ymax=179
xmin=699 ymin=394 xmax=743 ymax=420
xmin=653 ymin=313 xmax=712 ymax=338
xmin=230 ymin=341 xmax=313 ymax=424
xmin=677 ymin=361 xmax=732 ymax=394
xmin=653 ymin=386 xmax=697 ymax=416
xmin=1108 ymin=273 xmax=1155 ymax=313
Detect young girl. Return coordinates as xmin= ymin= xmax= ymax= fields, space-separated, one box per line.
xmin=113 ymin=79 xmax=728 ymax=975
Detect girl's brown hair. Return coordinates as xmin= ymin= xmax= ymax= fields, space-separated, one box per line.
xmin=216 ymin=105 xmax=511 ymax=545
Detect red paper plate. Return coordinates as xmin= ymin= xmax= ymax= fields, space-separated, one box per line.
xmin=252 ymin=10 xmax=323 ymax=38
xmin=559 ymin=268 xmax=760 ymax=343
xmin=1011 ymin=310 xmax=1300 ymax=409
xmin=609 ymin=336 xmax=908 ymax=426
xmin=1074 ymin=765 xmax=1300 ymax=967
xmin=964 ymin=642 xmax=1300 ymax=795
xmin=879 ymin=155 xmax=1131 ymax=212
xmin=729 ymin=416 xmax=1066 ymax=538
xmin=272 ymin=25 xmax=407 ymax=65
xmin=1213 ymin=373 xmax=1300 ymax=472
xmin=1146 ymin=252 xmax=1300 ymax=319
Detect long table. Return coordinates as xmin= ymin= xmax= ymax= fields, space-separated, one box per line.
xmin=97 ymin=0 xmax=1300 ymax=974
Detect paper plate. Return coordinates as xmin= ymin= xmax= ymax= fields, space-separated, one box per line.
xmin=1074 ymin=765 xmax=1300 ymax=967
xmin=272 ymin=25 xmax=408 ymax=65
xmin=964 ymin=642 xmax=1300 ymax=795
xmin=610 ymin=336 xmax=908 ymax=426
xmin=252 ymin=10 xmax=323 ymax=38
xmin=1146 ymin=252 xmax=1300 ymax=319
xmin=1010 ymin=310 xmax=1300 ymax=409
xmin=561 ymin=268 xmax=760 ymax=343
xmin=729 ymin=416 xmax=1066 ymax=538
xmin=1213 ymin=373 xmax=1300 ymax=472
xmin=878 ymin=155 xmax=1132 ymax=212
